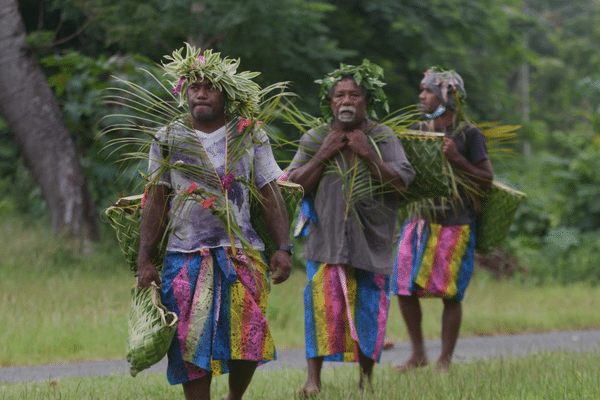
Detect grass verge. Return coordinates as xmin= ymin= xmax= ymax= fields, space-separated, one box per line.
xmin=1 ymin=350 xmax=599 ymax=399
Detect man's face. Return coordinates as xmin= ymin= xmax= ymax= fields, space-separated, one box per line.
xmin=186 ymin=78 xmax=226 ymax=125
xmin=418 ymin=80 xmax=442 ymax=115
xmin=330 ymin=78 xmax=367 ymax=129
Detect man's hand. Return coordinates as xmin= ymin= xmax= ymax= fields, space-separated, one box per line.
xmin=316 ymin=129 xmax=349 ymax=161
xmin=345 ymin=128 xmax=375 ymax=160
xmin=269 ymin=250 xmax=292 ymax=284
xmin=137 ymin=261 xmax=161 ymax=289
xmin=443 ymin=137 xmax=462 ymax=163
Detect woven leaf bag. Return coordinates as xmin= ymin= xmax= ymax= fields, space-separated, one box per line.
xmin=126 ymin=283 xmax=178 ymax=377
xmin=476 ymin=180 xmax=526 ymax=254
xmin=104 ymin=194 xmax=167 ymax=275
xmin=396 ymin=130 xmax=450 ymax=205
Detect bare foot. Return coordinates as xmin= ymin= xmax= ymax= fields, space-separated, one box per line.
xmin=393 ymin=357 xmax=429 ymax=373
xmin=433 ymin=360 xmax=451 ymax=374
xmin=296 ymin=385 xmax=320 ymax=398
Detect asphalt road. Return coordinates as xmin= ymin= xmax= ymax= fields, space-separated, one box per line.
xmin=1 ymin=329 xmax=598 ymax=383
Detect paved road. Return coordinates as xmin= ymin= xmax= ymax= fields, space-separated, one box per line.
xmin=1 ymin=329 xmax=598 ymax=383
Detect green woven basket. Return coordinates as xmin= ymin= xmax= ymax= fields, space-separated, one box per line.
xmin=396 ymin=130 xmax=450 ymax=205
xmin=104 ymin=195 xmax=167 ymax=275
xmin=476 ymin=180 xmax=526 ymax=254
xmin=126 ymin=283 xmax=178 ymax=377
xmin=250 ymin=180 xmax=303 ymax=263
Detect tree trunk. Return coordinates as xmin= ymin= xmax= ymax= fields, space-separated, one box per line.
xmin=0 ymin=0 xmax=99 ymax=251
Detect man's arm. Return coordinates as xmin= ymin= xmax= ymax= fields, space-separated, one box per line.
xmin=287 ymin=130 xmax=347 ymax=192
xmin=137 ymin=184 xmax=170 ymax=289
xmin=259 ymin=181 xmax=292 ymax=284
xmin=443 ymin=138 xmax=494 ymax=190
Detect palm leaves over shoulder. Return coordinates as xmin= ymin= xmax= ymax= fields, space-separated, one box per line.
xmin=99 ymin=68 xmax=294 ymax=255
xmin=280 ymin=100 xmax=408 ymax=223
xmin=391 ymin=109 xmax=521 ymax=222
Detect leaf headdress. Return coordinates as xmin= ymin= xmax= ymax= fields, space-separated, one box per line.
xmin=315 ymin=59 xmax=389 ymax=122
xmin=162 ymin=43 xmax=262 ymax=118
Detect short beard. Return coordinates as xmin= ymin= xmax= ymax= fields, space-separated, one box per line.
xmin=337 ymin=106 xmax=356 ymax=122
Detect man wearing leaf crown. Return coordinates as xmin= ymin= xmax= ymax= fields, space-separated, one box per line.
xmin=287 ymin=61 xmax=415 ymax=396
xmin=391 ymin=67 xmax=494 ymax=374
xmin=136 ymin=44 xmax=292 ymax=400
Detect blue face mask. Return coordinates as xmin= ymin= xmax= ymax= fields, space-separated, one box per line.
xmin=424 ymin=104 xmax=446 ymax=119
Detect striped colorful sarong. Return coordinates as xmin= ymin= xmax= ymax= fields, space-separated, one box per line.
xmin=160 ymin=247 xmax=275 ymax=385
xmin=304 ymin=261 xmax=390 ymax=363
xmin=391 ymin=218 xmax=475 ymax=301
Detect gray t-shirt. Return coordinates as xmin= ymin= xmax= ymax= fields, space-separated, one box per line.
xmin=288 ymin=121 xmax=415 ymax=275
xmin=147 ymin=120 xmax=282 ymax=252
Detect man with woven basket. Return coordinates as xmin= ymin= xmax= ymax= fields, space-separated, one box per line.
xmin=391 ymin=68 xmax=494 ymax=373
xmin=137 ymin=44 xmax=292 ymax=400
xmin=287 ymin=61 xmax=415 ymax=396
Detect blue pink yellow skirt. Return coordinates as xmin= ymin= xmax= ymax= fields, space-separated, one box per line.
xmin=391 ymin=219 xmax=475 ymax=301
xmin=304 ymin=261 xmax=390 ymax=363
xmin=160 ymin=247 xmax=275 ymax=385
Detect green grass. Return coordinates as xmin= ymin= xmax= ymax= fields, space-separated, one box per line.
xmin=1 ymin=213 xmax=599 ymax=375
xmin=2 ymin=350 xmax=599 ymax=399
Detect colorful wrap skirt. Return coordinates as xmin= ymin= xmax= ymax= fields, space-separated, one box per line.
xmin=392 ymin=219 xmax=475 ymax=302
xmin=304 ymin=261 xmax=390 ymax=363
xmin=160 ymin=247 xmax=275 ymax=385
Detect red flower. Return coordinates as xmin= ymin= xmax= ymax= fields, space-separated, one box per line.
xmin=141 ymin=188 xmax=149 ymax=209
xmin=181 ymin=182 xmax=198 ymax=194
xmin=221 ymin=173 xmax=236 ymax=191
xmin=202 ymin=196 xmax=216 ymax=210
xmin=238 ymin=118 xmax=252 ymax=133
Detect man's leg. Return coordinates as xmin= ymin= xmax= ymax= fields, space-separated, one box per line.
xmin=299 ymin=356 xmax=323 ymax=395
xmin=436 ymin=299 xmax=462 ymax=373
xmin=226 ymin=360 xmax=259 ymax=400
xmin=394 ymin=294 xmax=428 ymax=371
xmin=182 ymin=375 xmax=212 ymax=400
xmin=357 ymin=348 xmax=375 ymax=391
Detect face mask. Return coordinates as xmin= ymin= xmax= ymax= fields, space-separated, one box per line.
xmin=424 ymin=104 xmax=446 ymax=119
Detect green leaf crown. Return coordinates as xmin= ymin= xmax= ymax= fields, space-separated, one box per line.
xmin=162 ymin=43 xmax=262 ymax=118
xmin=315 ymin=59 xmax=389 ymax=122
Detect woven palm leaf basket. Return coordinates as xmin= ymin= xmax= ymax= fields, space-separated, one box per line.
xmin=396 ymin=129 xmax=451 ymax=205
xmin=476 ymin=180 xmax=526 ymax=254
xmin=126 ymin=282 xmax=178 ymax=377
xmin=104 ymin=194 xmax=167 ymax=275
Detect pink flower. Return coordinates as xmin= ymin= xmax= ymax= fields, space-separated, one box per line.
xmin=238 ymin=118 xmax=252 ymax=133
xmin=172 ymin=76 xmax=185 ymax=95
xmin=181 ymin=182 xmax=198 ymax=194
xmin=221 ymin=173 xmax=236 ymax=191
xmin=202 ymin=196 xmax=216 ymax=210
xmin=198 ymin=55 xmax=204 ymax=65
xmin=278 ymin=170 xmax=289 ymax=182
xmin=141 ymin=188 xmax=149 ymax=209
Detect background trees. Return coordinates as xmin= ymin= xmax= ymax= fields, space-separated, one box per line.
xmin=1 ymin=0 xmax=599 ymax=282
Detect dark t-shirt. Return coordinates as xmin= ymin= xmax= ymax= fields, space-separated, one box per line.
xmin=411 ymin=122 xmax=489 ymax=226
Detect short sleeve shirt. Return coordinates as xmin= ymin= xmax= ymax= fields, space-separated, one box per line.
xmin=288 ymin=121 xmax=415 ymax=275
xmin=147 ymin=120 xmax=282 ymax=252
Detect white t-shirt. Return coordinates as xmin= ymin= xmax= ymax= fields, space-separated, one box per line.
xmin=147 ymin=120 xmax=282 ymax=252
